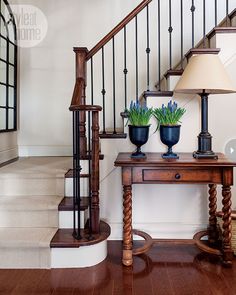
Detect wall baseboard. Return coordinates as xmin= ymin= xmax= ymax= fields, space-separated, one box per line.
xmin=0 ymin=147 xmax=18 ymax=165
xmin=18 ymin=146 xmax=72 ymax=157
xmin=107 ymin=222 xmax=208 ymax=240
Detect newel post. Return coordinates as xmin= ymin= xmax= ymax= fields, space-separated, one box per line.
xmin=74 ymin=47 xmax=88 ymax=156
xmin=91 ymin=110 xmax=101 ymax=233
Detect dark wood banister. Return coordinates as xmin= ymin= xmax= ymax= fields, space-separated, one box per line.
xmin=86 ymin=0 xmax=152 ymax=61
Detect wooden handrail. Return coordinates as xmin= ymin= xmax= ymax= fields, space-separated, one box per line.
xmin=86 ymin=0 xmax=152 ymax=60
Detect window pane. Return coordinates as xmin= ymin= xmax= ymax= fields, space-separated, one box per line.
xmin=0 ymin=38 xmax=7 ymax=61
xmin=8 ymin=22 xmax=15 ymax=44
xmin=0 ymin=60 xmax=6 ymax=83
xmin=0 ymin=108 xmax=6 ymax=130
xmin=0 ymin=84 xmax=6 ymax=105
xmin=9 ymin=65 xmax=14 ymax=85
xmin=8 ymin=87 xmax=14 ymax=107
xmin=8 ymin=109 xmax=14 ymax=129
xmin=9 ymin=43 xmax=15 ymax=64
xmin=0 ymin=18 xmax=7 ymax=37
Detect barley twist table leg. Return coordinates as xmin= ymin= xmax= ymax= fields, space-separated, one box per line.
xmin=123 ymin=185 xmax=133 ymax=266
xmin=222 ymin=185 xmax=233 ymax=266
xmin=208 ymin=184 xmax=218 ymax=244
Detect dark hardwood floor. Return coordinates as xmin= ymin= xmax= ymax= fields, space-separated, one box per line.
xmin=0 ymin=241 xmax=236 ymax=295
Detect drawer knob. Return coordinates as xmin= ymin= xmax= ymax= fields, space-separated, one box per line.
xmin=175 ymin=173 xmax=181 ymax=180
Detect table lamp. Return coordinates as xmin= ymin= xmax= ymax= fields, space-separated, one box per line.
xmin=174 ymin=54 xmax=236 ymax=159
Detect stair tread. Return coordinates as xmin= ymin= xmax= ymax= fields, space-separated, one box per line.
xmin=0 ymin=228 xmax=57 ymax=248
xmin=0 ymin=157 xmax=72 ymax=179
xmin=65 ymin=169 xmax=89 ymax=178
xmin=99 ymin=132 xmax=127 ymax=139
xmin=50 ymin=221 xmax=110 ymax=248
xmin=0 ymin=195 xmax=63 ymax=211
xmin=59 ymin=197 xmax=89 ymax=211
xmin=207 ymin=26 xmax=236 ymax=39
xmin=143 ymin=91 xmax=173 ymax=98
xmin=164 ymin=69 xmax=184 ymax=78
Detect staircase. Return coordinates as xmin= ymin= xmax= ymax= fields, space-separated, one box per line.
xmin=0 ymin=0 xmax=236 ymax=269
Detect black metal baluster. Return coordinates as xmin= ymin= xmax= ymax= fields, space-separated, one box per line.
xmin=157 ymin=0 xmax=161 ymax=91
xmin=123 ymin=26 xmax=128 ymax=109
xmin=72 ymin=111 xmax=76 ymax=237
xmin=180 ymin=0 xmax=184 ymax=70
xmin=168 ymin=0 xmax=173 ymax=70
xmin=191 ymin=0 xmax=195 ymax=48
xmin=112 ymin=37 xmax=117 ymax=134
xmin=215 ymin=0 xmax=218 ymax=27
xmin=146 ymin=4 xmax=150 ymax=91
xmin=135 ymin=15 xmax=139 ymax=102
xmin=73 ymin=111 xmax=81 ymax=240
xmin=76 ymin=111 xmax=81 ymax=240
xmin=101 ymin=47 xmax=106 ymax=134
xmin=91 ymin=57 xmax=94 ymax=105
xmin=226 ymin=0 xmax=229 ymax=26
xmin=203 ymin=0 xmax=206 ymax=48
xmin=88 ymin=111 xmax=93 ymax=240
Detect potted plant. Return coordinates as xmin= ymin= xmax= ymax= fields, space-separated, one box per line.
xmin=153 ymin=100 xmax=186 ymax=159
xmin=126 ymin=101 xmax=153 ymax=159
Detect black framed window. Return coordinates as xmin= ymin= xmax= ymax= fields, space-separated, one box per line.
xmin=0 ymin=0 xmax=17 ymax=132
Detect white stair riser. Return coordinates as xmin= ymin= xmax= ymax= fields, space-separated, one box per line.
xmin=0 ymin=247 xmax=51 ymax=269
xmin=0 ymin=178 xmax=64 ymax=196
xmin=166 ymin=75 xmax=181 ymax=91
xmin=209 ymin=32 xmax=236 ymax=64
xmin=51 ymin=240 xmax=107 ymax=268
xmin=59 ymin=210 xmax=88 ymax=229
xmin=65 ymin=178 xmax=89 ymax=197
xmin=0 ymin=210 xmax=59 ymax=228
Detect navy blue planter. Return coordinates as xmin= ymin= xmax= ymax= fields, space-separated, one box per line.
xmin=129 ymin=125 xmax=150 ymax=159
xmin=160 ymin=125 xmax=181 ymax=159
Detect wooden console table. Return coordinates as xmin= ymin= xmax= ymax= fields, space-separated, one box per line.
xmin=114 ymin=153 xmax=236 ymax=267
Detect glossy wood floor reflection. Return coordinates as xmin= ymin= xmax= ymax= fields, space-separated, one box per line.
xmin=0 ymin=241 xmax=236 ymax=295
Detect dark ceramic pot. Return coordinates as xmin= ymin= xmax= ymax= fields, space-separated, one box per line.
xmin=160 ymin=125 xmax=181 ymax=159
xmin=129 ymin=125 xmax=150 ymax=159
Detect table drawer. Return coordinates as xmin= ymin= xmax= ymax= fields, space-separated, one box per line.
xmin=142 ymin=168 xmax=221 ymax=183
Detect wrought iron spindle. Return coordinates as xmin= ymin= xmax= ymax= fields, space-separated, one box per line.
xmin=135 ymin=15 xmax=139 ymax=102
xmin=203 ymin=0 xmax=206 ymax=48
xmin=73 ymin=111 xmax=81 ymax=240
xmin=123 ymin=26 xmax=128 ymax=109
xmin=191 ymin=0 xmax=195 ymax=48
xmin=180 ymin=0 xmax=184 ymax=69
xmin=168 ymin=0 xmax=173 ymax=70
xmin=72 ymin=112 xmax=76 ymax=237
xmin=215 ymin=0 xmax=218 ymax=27
xmin=87 ymin=111 xmax=93 ymax=239
xmin=226 ymin=0 xmax=229 ymax=26
xmin=91 ymin=57 xmax=94 ymax=105
xmin=112 ymin=37 xmax=117 ymax=134
xmin=146 ymin=4 xmax=150 ymax=91
xmin=157 ymin=0 xmax=161 ymax=91
xmin=101 ymin=46 xmax=106 ymax=134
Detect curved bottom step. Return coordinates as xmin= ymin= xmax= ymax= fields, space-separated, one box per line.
xmin=51 ymin=240 xmax=108 ymax=268
xmin=50 ymin=221 xmax=111 ymax=268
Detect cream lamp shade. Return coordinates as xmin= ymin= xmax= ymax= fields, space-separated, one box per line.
xmin=174 ymin=53 xmax=236 ymax=159
xmin=174 ymin=54 xmax=236 ymax=94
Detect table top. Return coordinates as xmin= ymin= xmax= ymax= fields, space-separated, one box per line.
xmin=114 ymin=153 xmax=236 ymax=168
